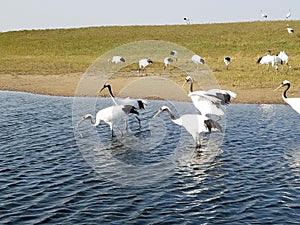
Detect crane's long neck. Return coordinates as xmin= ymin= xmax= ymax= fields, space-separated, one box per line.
xmin=282 ymin=83 xmax=290 ymax=99
xmin=165 ymin=109 xmax=176 ymax=121
xmin=87 ymin=115 xmax=101 ymax=126
xmin=188 ymin=80 xmax=193 ymax=93
xmin=86 ymin=115 xmax=96 ymax=126
xmin=107 ymin=86 xmax=118 ymax=106
xmin=110 ymin=95 xmax=118 ymax=106
xmin=166 ymin=110 xmax=183 ymax=126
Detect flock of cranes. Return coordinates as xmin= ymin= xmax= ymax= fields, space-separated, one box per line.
xmin=257 ymin=50 xmax=291 ymax=71
xmin=260 ymin=9 xmax=295 ymax=34
xmin=78 ymin=83 xmax=299 ymax=151
xmin=78 ymin=8 xmax=299 ymax=150
xmin=107 ymin=52 xmax=231 ymax=72
xmin=185 ymin=9 xmax=293 ymax=33
xmin=106 ymin=47 xmax=292 ymax=76
xmin=260 ymin=9 xmax=291 ymax=20
xmin=258 ymin=9 xmax=300 ymax=116
xmin=78 ymin=80 xmax=231 ymax=149
xmin=257 ymin=8 xmax=294 ymax=71
xmin=77 ymin=50 xmax=240 ymax=149
xmin=78 ymin=46 xmax=300 ymax=149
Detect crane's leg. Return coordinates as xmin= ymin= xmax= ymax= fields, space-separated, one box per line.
xmin=135 ymin=116 xmax=141 ymax=129
xmin=125 ymin=119 xmax=128 ymax=131
xmin=195 ymin=136 xmax=202 ymax=150
xmin=108 ymin=123 xmax=116 ymax=139
xmin=191 ymin=136 xmax=202 ymax=158
xmin=115 ymin=125 xmax=123 ymax=137
xmin=110 ymin=128 xmax=114 ymax=139
xmin=138 ymin=67 xmax=141 ymax=75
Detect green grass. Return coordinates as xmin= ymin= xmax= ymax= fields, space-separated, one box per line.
xmin=1 ymin=20 xmax=300 ymax=89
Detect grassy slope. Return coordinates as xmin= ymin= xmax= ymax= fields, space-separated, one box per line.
xmin=0 ymin=20 xmax=299 ymax=90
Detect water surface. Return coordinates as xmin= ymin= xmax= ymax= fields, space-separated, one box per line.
xmin=0 ymin=91 xmax=299 ymax=224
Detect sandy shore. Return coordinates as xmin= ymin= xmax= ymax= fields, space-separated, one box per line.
xmin=0 ymin=73 xmax=284 ymax=104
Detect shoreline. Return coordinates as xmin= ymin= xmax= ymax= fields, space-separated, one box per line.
xmin=0 ymin=73 xmax=284 ymax=104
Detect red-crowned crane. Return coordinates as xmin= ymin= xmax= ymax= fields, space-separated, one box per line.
xmin=153 ymin=106 xmax=222 ymax=149
xmin=275 ymin=80 xmax=300 ymax=114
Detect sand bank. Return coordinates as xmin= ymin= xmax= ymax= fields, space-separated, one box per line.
xmin=0 ymin=73 xmax=284 ymax=104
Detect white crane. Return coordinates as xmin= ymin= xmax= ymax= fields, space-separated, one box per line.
xmin=257 ymin=54 xmax=274 ymax=70
xmin=286 ymin=9 xmax=291 ymax=19
xmin=138 ymin=58 xmax=153 ymax=74
xmin=286 ymin=24 xmax=294 ymax=34
xmin=287 ymin=27 xmax=294 ymax=34
xmin=275 ymin=80 xmax=300 ymax=114
xmin=99 ymin=83 xmax=147 ymax=110
xmin=99 ymin=83 xmax=147 ymax=127
xmin=185 ymin=76 xmax=236 ymax=103
xmin=153 ymin=106 xmax=222 ymax=149
xmin=184 ymin=76 xmax=224 ymax=117
xmin=257 ymin=50 xmax=282 ymax=70
xmin=273 ymin=55 xmax=283 ymax=70
xmin=224 ymin=56 xmax=231 ymax=70
xmin=108 ymin=56 xmax=125 ymax=64
xmin=191 ymin=54 xmax=205 ymax=69
xmin=184 ymin=17 xmax=190 ymax=24
xmin=170 ymin=50 xmax=178 ymax=62
xmin=163 ymin=57 xmax=173 ymax=70
xmin=260 ymin=10 xmax=268 ymax=20
xmin=277 ymin=51 xmax=291 ymax=68
xmin=184 ymin=76 xmax=236 ymax=117
xmin=77 ymin=104 xmax=140 ymax=138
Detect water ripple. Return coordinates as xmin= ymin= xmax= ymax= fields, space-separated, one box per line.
xmin=0 ymin=92 xmax=300 ymax=224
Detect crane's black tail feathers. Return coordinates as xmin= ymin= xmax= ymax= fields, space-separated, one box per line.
xmin=204 ymin=119 xmax=223 ymax=132
xmin=122 ymin=105 xmax=139 ymax=115
xmin=257 ymin=57 xmax=262 ymax=64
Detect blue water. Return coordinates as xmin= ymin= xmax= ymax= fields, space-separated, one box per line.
xmin=0 ymin=91 xmax=300 ymax=224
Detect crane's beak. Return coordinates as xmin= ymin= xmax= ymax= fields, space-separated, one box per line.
xmin=99 ymin=82 xmax=110 ymax=94
xmin=153 ymin=109 xmax=163 ymax=119
xmin=181 ymin=80 xmax=187 ymax=88
xmin=99 ymin=86 xmax=106 ymax=95
xmin=76 ymin=117 xmax=87 ymax=138
xmin=99 ymin=84 xmax=115 ymax=98
xmin=274 ymin=84 xmax=283 ymax=91
xmin=77 ymin=117 xmax=86 ymax=128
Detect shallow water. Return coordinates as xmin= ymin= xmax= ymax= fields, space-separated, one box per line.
xmin=0 ymin=91 xmax=299 ymax=224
